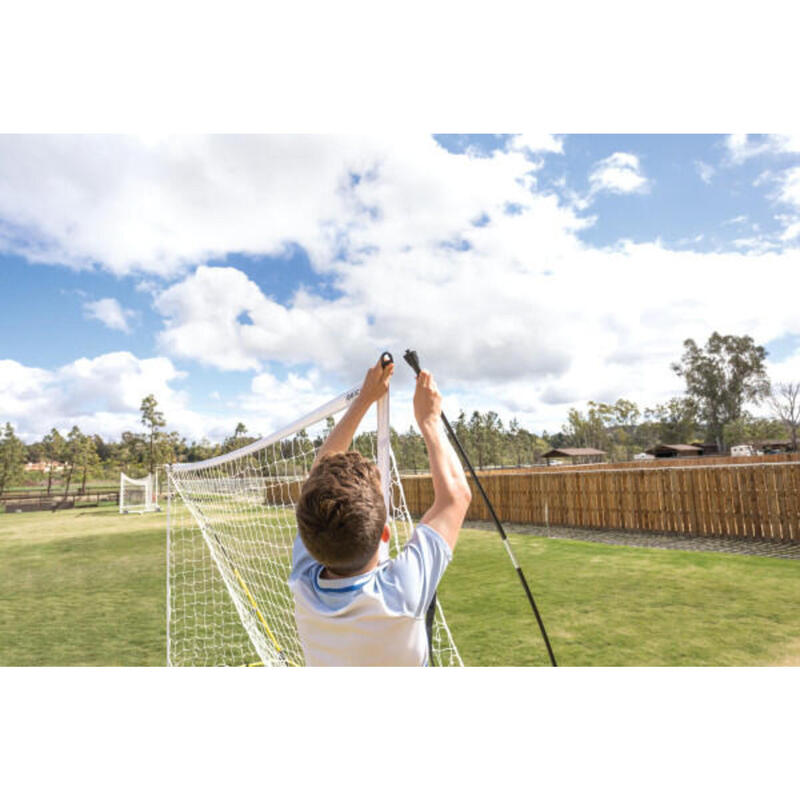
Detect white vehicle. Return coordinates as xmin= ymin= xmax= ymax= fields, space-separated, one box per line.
xmin=633 ymin=452 xmax=656 ymax=461
xmin=730 ymin=444 xmax=762 ymax=457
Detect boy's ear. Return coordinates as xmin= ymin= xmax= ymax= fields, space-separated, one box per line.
xmin=381 ymin=524 xmax=390 ymax=543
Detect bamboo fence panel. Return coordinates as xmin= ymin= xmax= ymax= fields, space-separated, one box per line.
xmin=399 ymin=462 xmax=800 ymax=541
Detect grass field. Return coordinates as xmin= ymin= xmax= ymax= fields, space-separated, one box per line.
xmin=1 ymin=505 xmax=799 ymax=666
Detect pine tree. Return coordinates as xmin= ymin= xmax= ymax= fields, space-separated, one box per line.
xmin=140 ymin=394 xmax=167 ymax=475
xmin=42 ymin=428 xmax=66 ymax=496
xmin=0 ymin=422 xmax=25 ymax=497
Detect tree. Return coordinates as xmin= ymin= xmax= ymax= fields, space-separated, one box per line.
xmin=187 ymin=438 xmax=218 ymax=463
xmin=79 ymin=435 xmax=101 ymax=494
xmin=398 ymin=426 xmax=427 ymax=473
xmin=61 ymin=425 xmax=84 ymax=503
xmin=508 ymin=418 xmax=523 ymax=466
xmin=118 ymin=431 xmax=147 ymax=474
xmin=562 ymin=403 xmax=612 ymax=452
xmin=0 ymin=422 xmax=25 ymax=497
xmin=723 ymin=413 xmax=787 ymax=450
xmin=292 ymin=428 xmax=313 ymax=467
xmin=42 ymin=428 xmax=66 ymax=495
xmin=222 ymin=422 xmax=258 ymax=455
xmin=672 ymin=332 xmax=770 ymax=451
xmin=140 ymin=394 xmax=167 ymax=475
xmin=481 ymin=411 xmax=504 ymax=467
xmin=643 ymin=397 xmax=701 ymax=447
xmin=609 ymin=399 xmax=641 ymax=461
xmin=453 ymin=411 xmax=473 ymax=464
xmin=769 ymin=382 xmax=800 ymax=452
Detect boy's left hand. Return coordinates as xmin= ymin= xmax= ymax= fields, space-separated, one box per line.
xmin=359 ymin=355 xmax=394 ymax=406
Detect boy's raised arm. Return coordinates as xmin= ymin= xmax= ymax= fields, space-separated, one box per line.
xmin=312 ymin=356 xmax=394 ymax=469
xmin=416 ymin=370 xmax=471 ymax=551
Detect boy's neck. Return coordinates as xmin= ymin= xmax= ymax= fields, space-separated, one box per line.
xmin=321 ymin=549 xmax=381 ymax=580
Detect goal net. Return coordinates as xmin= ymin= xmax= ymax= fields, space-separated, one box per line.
xmin=119 ymin=472 xmax=158 ymax=514
xmin=166 ymin=386 xmax=463 ymax=667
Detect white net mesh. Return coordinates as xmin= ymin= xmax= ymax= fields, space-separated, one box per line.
xmin=166 ymin=390 xmax=462 ymax=667
xmin=120 ymin=472 xmax=156 ymax=513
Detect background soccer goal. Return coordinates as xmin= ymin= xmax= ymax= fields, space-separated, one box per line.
xmin=119 ymin=472 xmax=158 ymax=514
xmin=166 ymin=385 xmax=463 ymax=667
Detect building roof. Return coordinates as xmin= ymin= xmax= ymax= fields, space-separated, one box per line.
xmin=542 ymin=448 xmax=607 ymax=458
xmin=645 ymin=443 xmax=703 ymax=455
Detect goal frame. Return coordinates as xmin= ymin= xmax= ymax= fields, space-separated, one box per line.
xmin=119 ymin=471 xmax=158 ymax=514
xmin=165 ymin=380 xmax=462 ymax=667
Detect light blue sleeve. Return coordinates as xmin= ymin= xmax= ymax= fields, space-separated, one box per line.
xmin=289 ymin=532 xmax=317 ymax=582
xmin=381 ymin=523 xmax=453 ymax=618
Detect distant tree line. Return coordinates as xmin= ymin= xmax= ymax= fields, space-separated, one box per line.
xmin=2 ymin=333 xmax=798 ymax=493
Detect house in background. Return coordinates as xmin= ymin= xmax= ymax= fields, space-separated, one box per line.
xmin=754 ymin=440 xmax=794 ymax=454
xmin=542 ymin=447 xmax=606 ymax=465
xmin=645 ymin=443 xmax=703 ymax=459
xmin=23 ymin=461 xmax=65 ymax=472
xmin=690 ymin=441 xmax=719 ymax=456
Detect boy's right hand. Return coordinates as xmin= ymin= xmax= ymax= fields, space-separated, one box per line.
xmin=413 ymin=370 xmax=442 ymax=431
xmin=358 ymin=355 xmax=394 ymax=406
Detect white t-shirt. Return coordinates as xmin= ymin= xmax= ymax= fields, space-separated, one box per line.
xmin=288 ymin=523 xmax=452 ymax=666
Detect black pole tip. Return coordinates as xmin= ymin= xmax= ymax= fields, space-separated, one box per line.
xmin=380 ymin=351 xmax=393 ymax=368
xmin=403 ymin=349 xmax=422 ymax=375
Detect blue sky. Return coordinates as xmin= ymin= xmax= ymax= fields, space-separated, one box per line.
xmin=1 ymin=134 xmax=799 ymax=442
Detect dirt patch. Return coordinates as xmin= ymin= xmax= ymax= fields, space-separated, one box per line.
xmin=465 ymin=520 xmax=800 ymax=560
xmin=771 ymin=638 xmax=800 ymax=666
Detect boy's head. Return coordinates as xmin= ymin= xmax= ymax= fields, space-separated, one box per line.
xmin=296 ymin=451 xmax=387 ymax=576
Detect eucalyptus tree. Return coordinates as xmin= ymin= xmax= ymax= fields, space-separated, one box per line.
xmin=672 ymin=333 xmax=769 ymax=451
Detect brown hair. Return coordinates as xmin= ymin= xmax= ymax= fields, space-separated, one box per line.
xmin=296 ymin=451 xmax=386 ymax=575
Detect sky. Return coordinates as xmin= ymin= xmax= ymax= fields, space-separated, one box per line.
xmin=1 ymin=133 xmax=800 ymax=444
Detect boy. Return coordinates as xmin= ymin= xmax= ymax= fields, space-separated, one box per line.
xmin=288 ymin=356 xmax=471 ymax=666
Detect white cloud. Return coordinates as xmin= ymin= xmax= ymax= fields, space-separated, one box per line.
xmin=0 ymin=135 xmax=381 ymax=276
xmin=588 ymin=152 xmax=649 ymax=196
xmin=776 ymin=165 xmax=800 ymax=210
xmin=722 ymin=215 xmax=748 ymax=226
xmin=0 ymin=135 xmax=549 ymax=278
xmin=83 ymin=297 xmax=135 ymax=333
xmin=3 ymin=135 xmax=800 ymax=440
xmin=695 ymin=160 xmax=715 ymax=184
xmin=725 ymin=134 xmax=800 ymax=164
xmin=507 ymin=134 xmax=564 ymax=155
xmin=154 ymin=266 xmax=375 ymax=373
xmin=0 ymin=352 xmax=186 ymax=441
xmin=779 ymin=220 xmax=800 ymax=242
xmin=748 ymin=164 xmax=800 ymax=241
xmin=0 ymin=351 xmax=340 ymax=445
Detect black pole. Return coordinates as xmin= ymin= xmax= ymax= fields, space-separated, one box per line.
xmin=403 ymin=349 xmax=557 ymax=667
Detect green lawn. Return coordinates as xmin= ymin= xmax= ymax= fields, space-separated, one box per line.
xmin=1 ymin=506 xmax=799 ymax=666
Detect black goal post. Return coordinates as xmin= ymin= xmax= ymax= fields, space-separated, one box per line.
xmin=403 ymin=349 xmax=558 ymax=667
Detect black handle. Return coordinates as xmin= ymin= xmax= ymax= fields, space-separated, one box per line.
xmin=400 ymin=345 xmax=557 ymax=665
xmin=380 ymin=351 xmax=394 ymax=368
xmin=403 ymin=349 xmax=421 ymax=376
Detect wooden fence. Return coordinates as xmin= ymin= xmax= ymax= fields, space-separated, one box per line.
xmin=1 ymin=489 xmax=119 ymax=512
xmin=399 ymin=461 xmax=800 ymax=541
